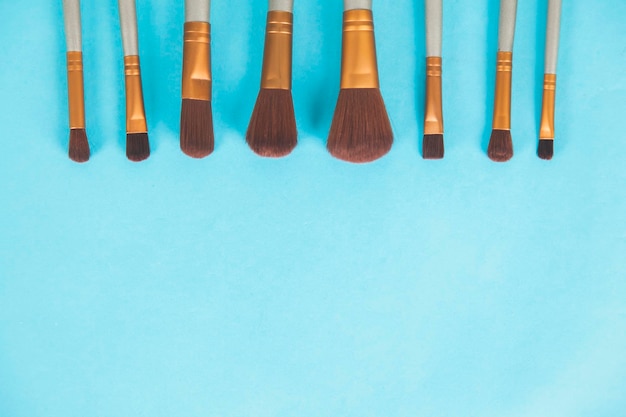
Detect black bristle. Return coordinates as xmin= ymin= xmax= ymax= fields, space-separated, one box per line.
xmin=423 ymin=134 xmax=444 ymax=159
xmin=488 ymin=129 xmax=513 ymax=162
xmin=537 ymin=139 xmax=554 ymax=160
xmin=69 ymin=129 xmax=90 ymax=163
xmin=126 ymin=133 xmax=150 ymax=162
xmin=180 ymin=98 xmax=214 ymax=159
xmin=246 ymin=89 xmax=297 ymax=158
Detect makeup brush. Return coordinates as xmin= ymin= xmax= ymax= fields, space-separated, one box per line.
xmin=488 ymin=0 xmax=518 ymax=162
xmin=538 ymin=0 xmax=561 ymax=160
xmin=423 ymin=0 xmax=444 ymax=159
xmin=180 ymin=0 xmax=214 ymax=158
xmin=119 ymin=0 xmax=150 ymax=161
xmin=63 ymin=0 xmax=90 ymax=163
xmin=246 ymin=0 xmax=297 ymax=158
xmin=327 ymin=0 xmax=393 ymax=164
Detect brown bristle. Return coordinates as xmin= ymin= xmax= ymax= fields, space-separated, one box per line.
xmin=69 ymin=129 xmax=90 ymax=163
xmin=327 ymin=88 xmax=393 ymax=163
xmin=180 ymin=98 xmax=214 ymax=159
xmin=488 ymin=129 xmax=513 ymax=162
xmin=126 ymin=133 xmax=150 ymax=162
xmin=537 ymin=139 xmax=554 ymax=160
xmin=423 ymin=134 xmax=444 ymax=160
xmin=246 ymin=89 xmax=297 ymax=158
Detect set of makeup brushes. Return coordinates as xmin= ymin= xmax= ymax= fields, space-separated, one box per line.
xmin=63 ymin=0 xmax=562 ymax=164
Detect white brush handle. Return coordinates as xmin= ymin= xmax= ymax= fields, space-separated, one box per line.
xmin=425 ymin=0 xmax=442 ymax=57
xmin=118 ymin=0 xmax=139 ymax=56
xmin=545 ymin=0 xmax=561 ymax=74
xmin=63 ymin=0 xmax=82 ymax=52
xmin=344 ymin=0 xmax=372 ymax=11
xmin=185 ymin=0 xmax=210 ymax=22
xmin=269 ymin=0 xmax=293 ymax=12
xmin=498 ymin=0 xmax=518 ymax=52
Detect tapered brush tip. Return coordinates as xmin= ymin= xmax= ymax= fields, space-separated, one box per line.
xmin=423 ymin=134 xmax=444 ymax=160
xmin=327 ymin=89 xmax=393 ymax=164
xmin=537 ymin=139 xmax=554 ymax=160
xmin=180 ymin=98 xmax=214 ymax=159
xmin=246 ymin=89 xmax=297 ymax=158
xmin=488 ymin=129 xmax=513 ymax=162
xmin=126 ymin=133 xmax=150 ymax=162
xmin=69 ymin=129 xmax=90 ymax=163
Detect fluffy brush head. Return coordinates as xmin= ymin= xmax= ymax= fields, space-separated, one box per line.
xmin=180 ymin=98 xmax=214 ymax=159
xmin=327 ymin=88 xmax=393 ymax=163
xmin=423 ymin=134 xmax=444 ymax=160
xmin=246 ymin=89 xmax=297 ymax=158
xmin=126 ymin=133 xmax=150 ymax=162
xmin=69 ymin=129 xmax=90 ymax=163
xmin=488 ymin=129 xmax=513 ymax=162
xmin=537 ymin=140 xmax=554 ymax=160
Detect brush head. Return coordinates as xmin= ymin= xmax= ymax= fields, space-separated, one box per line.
xmin=537 ymin=139 xmax=554 ymax=160
xmin=423 ymin=134 xmax=444 ymax=160
xmin=180 ymin=98 xmax=214 ymax=159
xmin=327 ymin=88 xmax=393 ymax=163
xmin=69 ymin=129 xmax=90 ymax=163
xmin=246 ymin=89 xmax=297 ymax=158
xmin=488 ymin=129 xmax=513 ymax=162
xmin=126 ymin=133 xmax=150 ymax=162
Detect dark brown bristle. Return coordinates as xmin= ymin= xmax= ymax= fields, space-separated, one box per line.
xmin=327 ymin=88 xmax=393 ymax=164
xmin=423 ymin=134 xmax=444 ymax=159
xmin=126 ymin=133 xmax=150 ymax=162
xmin=180 ymin=98 xmax=214 ymax=158
xmin=488 ymin=129 xmax=513 ymax=162
xmin=246 ymin=89 xmax=297 ymax=158
xmin=69 ymin=129 xmax=90 ymax=163
xmin=537 ymin=139 xmax=554 ymax=160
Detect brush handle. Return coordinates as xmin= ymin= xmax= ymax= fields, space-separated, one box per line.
xmin=269 ymin=0 xmax=293 ymax=12
xmin=545 ymin=0 xmax=561 ymax=74
xmin=425 ymin=0 xmax=442 ymax=57
xmin=63 ymin=0 xmax=82 ymax=52
xmin=498 ymin=0 xmax=518 ymax=52
xmin=185 ymin=0 xmax=210 ymax=22
xmin=344 ymin=0 xmax=372 ymax=11
xmin=118 ymin=0 xmax=139 ymax=56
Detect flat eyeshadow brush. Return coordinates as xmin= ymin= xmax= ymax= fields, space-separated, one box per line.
xmin=423 ymin=0 xmax=444 ymax=159
xmin=119 ymin=0 xmax=150 ymax=161
xmin=538 ymin=0 xmax=562 ymax=160
xmin=63 ymin=0 xmax=90 ymax=162
xmin=488 ymin=0 xmax=518 ymax=162
xmin=180 ymin=0 xmax=214 ymax=158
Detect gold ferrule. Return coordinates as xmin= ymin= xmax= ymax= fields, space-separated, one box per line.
xmin=124 ymin=55 xmax=148 ymax=134
xmin=340 ymin=9 xmax=379 ymax=89
xmin=539 ymin=74 xmax=557 ymax=140
xmin=260 ymin=11 xmax=293 ymax=90
xmin=67 ymin=52 xmax=86 ymax=129
xmin=424 ymin=56 xmax=443 ymax=135
xmin=492 ymin=51 xmax=513 ymax=130
xmin=182 ymin=22 xmax=212 ymax=100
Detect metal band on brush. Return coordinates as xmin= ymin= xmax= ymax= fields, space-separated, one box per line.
xmin=124 ymin=55 xmax=148 ymax=133
xmin=182 ymin=22 xmax=212 ymax=100
xmin=492 ymin=51 xmax=513 ymax=130
xmin=539 ymin=74 xmax=556 ymax=140
xmin=260 ymin=11 xmax=293 ymax=90
xmin=424 ymin=56 xmax=443 ymax=135
xmin=340 ymin=9 xmax=379 ymax=89
xmin=67 ymin=52 xmax=86 ymax=129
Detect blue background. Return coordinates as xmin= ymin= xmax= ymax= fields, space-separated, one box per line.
xmin=1 ymin=0 xmax=626 ymax=416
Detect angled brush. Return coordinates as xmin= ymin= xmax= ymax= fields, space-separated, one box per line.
xmin=327 ymin=0 xmax=393 ymax=164
xmin=63 ymin=0 xmax=90 ymax=162
xmin=538 ymin=0 xmax=562 ymax=160
xmin=423 ymin=0 xmax=444 ymax=159
xmin=488 ymin=0 xmax=518 ymax=162
xmin=246 ymin=0 xmax=297 ymax=158
xmin=181 ymin=0 xmax=214 ymax=158
xmin=119 ymin=0 xmax=150 ymax=161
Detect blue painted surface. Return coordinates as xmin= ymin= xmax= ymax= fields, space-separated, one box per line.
xmin=1 ymin=1 xmax=625 ymax=416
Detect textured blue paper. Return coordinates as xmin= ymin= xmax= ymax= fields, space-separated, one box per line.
xmin=1 ymin=0 xmax=625 ymax=416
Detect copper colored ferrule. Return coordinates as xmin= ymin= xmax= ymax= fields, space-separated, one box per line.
xmin=124 ymin=55 xmax=148 ymax=134
xmin=340 ymin=9 xmax=379 ymax=89
xmin=182 ymin=21 xmax=212 ymax=100
xmin=539 ymin=74 xmax=557 ymax=140
xmin=260 ymin=11 xmax=293 ymax=90
xmin=424 ymin=56 xmax=443 ymax=135
xmin=67 ymin=52 xmax=86 ymax=129
xmin=492 ymin=51 xmax=513 ymax=130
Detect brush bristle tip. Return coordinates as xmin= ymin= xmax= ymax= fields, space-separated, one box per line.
xmin=422 ymin=134 xmax=444 ymax=159
xmin=246 ymin=89 xmax=297 ymax=158
xmin=68 ymin=129 xmax=90 ymax=163
xmin=180 ymin=99 xmax=214 ymax=159
xmin=126 ymin=133 xmax=150 ymax=162
xmin=487 ymin=129 xmax=514 ymax=162
xmin=537 ymin=140 xmax=554 ymax=160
